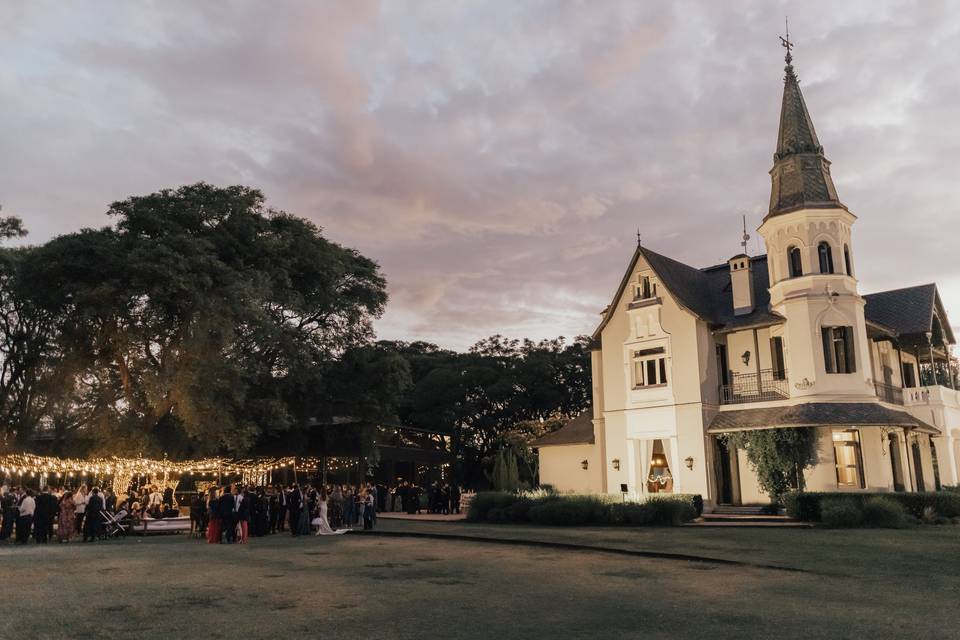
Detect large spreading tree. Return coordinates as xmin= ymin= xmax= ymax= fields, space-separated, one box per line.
xmin=3 ymin=184 xmax=390 ymax=456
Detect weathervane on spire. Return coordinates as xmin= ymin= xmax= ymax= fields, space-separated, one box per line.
xmin=740 ymin=215 xmax=750 ymax=254
xmin=779 ymin=17 xmax=793 ymax=67
xmin=636 ymin=228 xmax=642 ymax=246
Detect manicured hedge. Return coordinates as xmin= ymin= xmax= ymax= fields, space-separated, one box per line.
xmin=785 ymin=490 xmax=960 ymax=522
xmin=467 ymin=491 xmax=702 ymax=527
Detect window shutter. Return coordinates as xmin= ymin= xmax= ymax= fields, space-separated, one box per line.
xmin=843 ymin=326 xmax=856 ymax=373
xmin=821 ymin=328 xmax=835 ymax=373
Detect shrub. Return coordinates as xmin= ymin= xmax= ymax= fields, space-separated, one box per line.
xmin=467 ymin=491 xmax=518 ymax=522
xmin=644 ymin=496 xmax=698 ymax=526
xmin=820 ymin=497 xmax=862 ymax=528
xmin=860 ymin=496 xmax=909 ymax=529
xmin=784 ymin=490 xmax=960 ymax=522
xmin=527 ymin=495 xmax=607 ymax=526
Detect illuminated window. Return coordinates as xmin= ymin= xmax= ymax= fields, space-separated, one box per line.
xmin=833 ymin=429 xmax=865 ymax=488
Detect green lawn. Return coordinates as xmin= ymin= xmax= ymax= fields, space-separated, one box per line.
xmin=0 ymin=520 xmax=956 ymax=639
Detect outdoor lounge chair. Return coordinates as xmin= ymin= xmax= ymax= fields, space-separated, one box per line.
xmin=101 ymin=509 xmax=129 ymax=538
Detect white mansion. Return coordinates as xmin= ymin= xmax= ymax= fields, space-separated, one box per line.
xmin=535 ymin=48 xmax=959 ymax=506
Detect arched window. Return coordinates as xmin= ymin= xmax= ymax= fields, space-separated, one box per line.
xmin=787 ymin=246 xmax=803 ymax=278
xmin=818 ymin=242 xmax=834 ymax=274
xmin=843 ymin=245 xmax=852 ymax=276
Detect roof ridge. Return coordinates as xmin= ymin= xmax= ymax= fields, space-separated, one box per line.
xmin=863 ymin=282 xmax=937 ymax=297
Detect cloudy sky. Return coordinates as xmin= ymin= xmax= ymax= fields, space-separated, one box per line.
xmin=2 ymin=1 xmax=959 ymax=349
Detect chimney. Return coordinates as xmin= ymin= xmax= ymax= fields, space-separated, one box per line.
xmin=729 ymin=254 xmax=754 ymax=316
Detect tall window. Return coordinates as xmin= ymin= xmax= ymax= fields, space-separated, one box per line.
xmin=787 ymin=246 xmax=803 ymax=277
xmin=822 ymin=326 xmax=856 ymax=374
xmin=833 ymin=429 xmax=865 ymax=488
xmin=843 ymin=245 xmax=852 ymax=276
xmin=770 ymin=336 xmax=786 ymax=380
xmin=632 ymin=347 xmax=667 ymax=388
xmin=635 ymin=275 xmax=654 ymax=300
xmin=818 ymin=241 xmax=835 ymax=274
xmin=902 ymin=362 xmax=917 ymax=388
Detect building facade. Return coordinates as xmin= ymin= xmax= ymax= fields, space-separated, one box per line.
xmin=535 ymin=48 xmax=959 ymax=507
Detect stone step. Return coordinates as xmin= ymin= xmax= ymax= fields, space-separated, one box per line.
xmin=711 ymin=506 xmax=771 ymax=515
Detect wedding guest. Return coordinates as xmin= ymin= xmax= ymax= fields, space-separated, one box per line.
xmin=73 ymin=485 xmax=89 ymax=534
xmin=58 ymin=491 xmax=76 ymax=542
xmin=205 ymin=487 xmax=221 ymax=544
xmin=287 ymin=484 xmax=302 ymax=537
xmin=33 ymin=486 xmax=58 ymax=543
xmin=82 ymin=488 xmax=104 ymax=542
xmin=16 ymin=489 xmax=35 ymax=544
xmin=0 ymin=486 xmax=16 ymax=540
xmin=362 ymin=489 xmax=375 ymax=530
xmin=104 ymin=488 xmax=117 ymax=514
xmin=237 ymin=487 xmax=251 ymax=544
xmin=219 ymin=485 xmax=237 ymax=543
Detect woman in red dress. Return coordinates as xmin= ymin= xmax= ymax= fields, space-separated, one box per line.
xmin=205 ymin=487 xmax=221 ymax=543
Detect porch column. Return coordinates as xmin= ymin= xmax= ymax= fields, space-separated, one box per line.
xmin=669 ymin=436 xmax=682 ymax=494
xmin=626 ymin=438 xmax=637 ymax=497
xmin=902 ymin=428 xmax=916 ymax=492
xmin=637 ymin=439 xmax=649 ymax=498
xmin=926 ymin=332 xmax=938 ymax=386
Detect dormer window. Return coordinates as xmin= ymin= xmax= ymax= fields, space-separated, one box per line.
xmin=787 ymin=246 xmax=803 ymax=278
xmin=818 ymin=242 xmax=835 ymax=274
xmin=635 ymin=275 xmax=655 ymax=300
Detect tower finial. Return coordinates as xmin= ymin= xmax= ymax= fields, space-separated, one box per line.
xmin=779 ymin=17 xmax=793 ymax=69
xmin=636 ymin=228 xmax=642 ymax=246
xmin=740 ymin=215 xmax=750 ymax=254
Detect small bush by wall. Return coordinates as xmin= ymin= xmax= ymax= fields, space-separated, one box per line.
xmin=860 ymin=496 xmax=909 ymax=529
xmin=466 ymin=491 xmax=701 ymax=527
xmin=785 ymin=490 xmax=960 ymax=523
xmin=820 ymin=497 xmax=863 ymax=528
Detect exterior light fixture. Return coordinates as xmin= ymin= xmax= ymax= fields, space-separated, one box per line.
xmin=581 ymin=459 xmax=589 ymax=470
xmin=685 ymin=456 xmax=694 ymax=470
xmin=742 ymin=350 xmax=751 ymax=366
xmin=612 ymin=459 xmax=620 ymax=470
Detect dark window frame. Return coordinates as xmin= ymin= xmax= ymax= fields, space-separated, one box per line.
xmin=818 ymin=241 xmax=835 ymax=274
xmin=787 ymin=246 xmax=803 ymax=278
xmin=822 ymin=326 xmax=856 ymax=374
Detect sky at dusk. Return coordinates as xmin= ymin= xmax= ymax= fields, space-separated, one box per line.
xmin=2 ymin=1 xmax=960 ymax=350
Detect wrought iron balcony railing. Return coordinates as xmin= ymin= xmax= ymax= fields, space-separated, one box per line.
xmin=873 ymin=381 xmax=904 ymax=405
xmin=720 ymin=369 xmax=789 ymax=405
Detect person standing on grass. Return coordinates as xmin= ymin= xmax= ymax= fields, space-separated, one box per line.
xmin=237 ymin=487 xmax=251 ymax=544
xmin=15 ymin=489 xmax=35 ymax=544
xmin=362 ymin=488 xmax=374 ymax=530
xmin=33 ymin=486 xmax=57 ymax=543
xmin=0 ymin=486 xmax=17 ymax=540
xmin=58 ymin=491 xmax=76 ymax=542
xmin=73 ymin=485 xmax=89 ymax=535
xmin=82 ymin=488 xmax=104 ymax=542
xmin=219 ymin=485 xmax=237 ymax=543
xmin=287 ymin=484 xmax=302 ymax=537
xmin=205 ymin=487 xmax=221 ymax=544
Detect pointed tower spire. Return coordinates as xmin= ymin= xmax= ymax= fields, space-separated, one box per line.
xmin=767 ymin=27 xmax=843 ymax=218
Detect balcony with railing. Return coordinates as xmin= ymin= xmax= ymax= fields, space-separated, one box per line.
xmin=720 ymin=369 xmax=789 ymax=405
xmin=873 ymin=381 xmax=904 ymax=405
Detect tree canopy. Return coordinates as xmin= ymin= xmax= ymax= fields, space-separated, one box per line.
xmin=1 ymin=184 xmax=390 ymax=456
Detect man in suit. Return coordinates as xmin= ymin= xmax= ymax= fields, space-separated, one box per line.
xmin=104 ymin=488 xmax=117 ymax=514
xmin=83 ymin=488 xmax=104 ymax=542
xmin=287 ymin=484 xmax=302 ymax=536
xmin=218 ymin=485 xmax=237 ymax=543
xmin=274 ymin=484 xmax=287 ymax=533
xmin=33 ymin=486 xmax=58 ymax=543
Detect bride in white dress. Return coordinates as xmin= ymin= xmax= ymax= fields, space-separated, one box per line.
xmin=313 ymin=488 xmax=347 ymax=536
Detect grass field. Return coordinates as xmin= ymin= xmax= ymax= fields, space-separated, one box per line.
xmin=1 ymin=520 xmax=957 ymax=639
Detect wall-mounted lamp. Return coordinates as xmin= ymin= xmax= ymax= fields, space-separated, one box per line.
xmin=741 ymin=350 xmax=751 ymax=366
xmin=684 ymin=456 xmax=694 ymax=470
xmin=580 ymin=459 xmax=589 ymax=470
xmin=611 ymin=459 xmax=620 ymax=470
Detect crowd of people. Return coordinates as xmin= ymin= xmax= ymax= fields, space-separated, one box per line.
xmin=0 ymin=478 xmax=464 ymax=545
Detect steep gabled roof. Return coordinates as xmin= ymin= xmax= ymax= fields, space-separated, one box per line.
xmin=531 ymin=412 xmax=594 ymax=447
xmin=863 ymin=284 xmax=956 ymax=344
